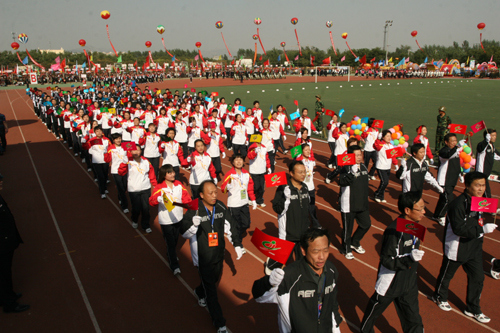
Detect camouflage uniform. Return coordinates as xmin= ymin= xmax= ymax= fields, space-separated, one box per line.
xmin=435 ymin=114 xmax=451 ymax=153
xmin=314 ymin=99 xmax=325 ymax=133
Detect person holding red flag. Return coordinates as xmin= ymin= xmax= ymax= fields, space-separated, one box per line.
xmin=182 ymin=139 xmax=217 ymax=199
xmin=104 ymin=133 xmax=130 ymax=213
xmin=293 ymin=108 xmax=318 ymax=139
xmin=475 ymin=129 xmax=500 ymax=200
xmin=360 ymin=191 xmax=425 ymax=333
xmin=294 ymin=128 xmax=315 ymax=160
xmin=82 ymin=126 xmax=112 ymax=199
xmin=247 ymin=140 xmax=272 ymax=207
xmin=413 ymin=125 xmax=434 ymax=164
xmin=373 ymin=130 xmax=398 ymax=203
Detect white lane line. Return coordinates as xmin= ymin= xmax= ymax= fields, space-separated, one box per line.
xmin=8 ymin=91 xmax=101 ymax=333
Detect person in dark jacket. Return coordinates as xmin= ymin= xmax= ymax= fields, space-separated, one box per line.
xmin=432 ymin=172 xmax=497 ymax=324
xmin=475 ymin=129 xmax=500 ymax=200
xmin=180 ymin=180 xmax=242 ymax=333
xmin=360 ymin=191 xmax=425 ymax=333
xmin=338 ymin=145 xmax=371 ymax=260
xmin=432 ymin=133 xmax=466 ymax=226
xmin=0 ymin=175 xmax=29 ymax=313
xmin=266 ymin=160 xmax=321 ymax=273
xmin=252 ymin=228 xmax=343 ymax=333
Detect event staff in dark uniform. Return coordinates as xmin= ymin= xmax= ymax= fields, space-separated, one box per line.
xmin=475 ymin=129 xmax=500 ymax=200
xmin=0 ymin=113 xmax=8 ymax=155
xmin=180 ymin=180 xmax=242 ymax=333
xmin=432 ymin=172 xmax=497 ymax=324
xmin=360 ymin=191 xmax=425 ymax=333
xmin=0 ymin=174 xmax=29 ymax=313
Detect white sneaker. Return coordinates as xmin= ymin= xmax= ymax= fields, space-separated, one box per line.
xmin=374 ymin=198 xmax=381 ymax=203
xmin=101 ymin=194 xmax=107 ymax=199
xmin=105 ymin=190 xmax=109 ymax=194
xmin=274 ymin=161 xmax=277 ymax=165
xmin=198 ymin=297 xmax=207 ymax=307
xmin=370 ymin=176 xmax=376 ymax=180
xmin=242 ymin=248 xmax=247 ymax=254
xmin=325 ymin=177 xmax=331 ymax=184
xmin=145 ymin=228 xmax=152 ymax=234
xmin=228 ymin=147 xmax=233 ymax=151
xmin=74 ymin=153 xmax=78 ymax=156
xmin=328 ymin=164 xmax=333 ymax=169
xmin=94 ymin=178 xmax=98 ymax=182
xmin=123 ymin=209 xmax=129 ymax=214
xmin=433 ymin=297 xmax=452 ymax=311
xmin=351 ymin=245 xmax=366 ymax=254
xmin=491 ymin=258 xmax=499 ymax=280
xmin=464 ymin=310 xmax=491 ymax=323
xmin=345 ymin=253 xmax=355 ymax=260
xmin=132 ymin=222 xmax=138 ymax=229
xmin=173 ymin=268 xmax=181 ymax=276
xmin=260 ymin=203 xmax=266 ymax=208
xmin=88 ymin=168 xmax=92 ymax=172
xmin=106 ymin=180 xmax=110 ymax=183
xmin=69 ymin=146 xmax=72 ymax=149
xmin=82 ymin=158 xmax=86 ymax=163
xmin=381 ymin=199 xmax=387 ymax=203
xmin=217 ymin=326 xmax=228 ymax=333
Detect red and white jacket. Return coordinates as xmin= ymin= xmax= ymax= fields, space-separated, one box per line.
xmin=326 ymin=120 xmax=339 ymax=143
xmin=221 ymin=168 xmax=256 ymax=208
xmin=139 ymin=132 xmax=162 ymax=158
xmin=191 ymin=112 xmax=208 ymax=130
xmin=126 ymin=126 xmax=147 ymax=145
xmin=120 ymin=119 xmax=134 ymax=141
xmin=361 ymin=127 xmax=379 ymax=152
xmin=110 ymin=115 xmax=124 ymax=135
xmin=294 ymin=138 xmax=315 ymax=161
xmin=104 ymin=144 xmax=129 ymax=174
xmin=277 ymin=112 xmax=290 ymax=131
xmin=230 ymin=122 xmax=247 ymax=145
xmin=159 ymin=140 xmax=185 ymax=167
xmin=293 ymin=116 xmax=317 ymax=137
xmin=204 ymin=132 xmax=225 ymax=158
xmin=182 ymin=150 xmax=216 ymax=185
xmin=260 ymin=128 xmax=275 ymax=152
xmin=62 ymin=110 xmax=73 ymax=129
xmin=83 ymin=136 xmax=112 ymax=164
xmin=206 ymin=116 xmax=227 ymax=136
xmin=140 ymin=110 xmax=157 ymax=128
xmin=269 ymin=119 xmax=286 ymax=140
xmin=96 ymin=112 xmax=113 ymax=129
xmin=244 ymin=114 xmax=259 ymax=135
xmin=149 ymin=181 xmax=192 ymax=225
xmin=332 ymin=128 xmax=350 ymax=156
xmin=247 ymin=143 xmax=271 ymax=174
xmin=413 ymin=135 xmax=433 ymax=160
xmin=252 ymin=107 xmax=264 ymax=123
xmin=296 ymin=155 xmax=315 ymax=191
xmin=169 ymin=120 xmax=188 ymax=143
xmin=155 ymin=115 xmax=171 ymax=135
xmin=374 ymin=140 xmax=398 ymax=170
xmin=223 ymin=109 xmax=236 ymax=128
xmin=118 ymin=156 xmax=158 ymax=192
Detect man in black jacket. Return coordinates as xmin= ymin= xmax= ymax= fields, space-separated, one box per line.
xmin=432 ymin=172 xmax=497 ymax=324
xmin=0 ymin=175 xmax=29 ymax=313
xmin=475 ymin=129 xmax=500 ymax=200
xmin=180 ymin=180 xmax=242 ymax=333
xmin=360 ymin=192 xmax=425 ymax=333
xmin=338 ymin=145 xmax=371 ymax=260
xmin=252 ymin=228 xmax=343 ymax=333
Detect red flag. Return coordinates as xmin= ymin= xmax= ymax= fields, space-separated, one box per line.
xmin=263 ymin=59 xmax=270 ymax=67
xmin=448 ymin=124 xmax=467 ymax=135
xmin=372 ymin=120 xmax=384 ymax=129
xmin=471 ymin=121 xmax=486 ymax=134
xmin=386 ymin=147 xmax=405 ymax=159
xmin=259 ymin=55 xmax=263 ymax=61
xmin=61 ymin=59 xmax=66 ymax=72
xmin=471 ymin=197 xmax=498 ymax=213
xmin=322 ymin=57 xmax=331 ymax=65
xmin=265 ymin=171 xmax=287 ymax=188
xmin=337 ymin=153 xmax=356 ymax=167
xmin=359 ymin=55 xmax=366 ymax=64
xmin=172 ymin=198 xmax=199 ymax=211
xmin=90 ymin=138 xmax=103 ymax=146
xmin=310 ymin=55 xmax=315 ymax=66
xmin=396 ymin=218 xmax=426 ymax=242
xmin=370 ymin=57 xmax=376 ymax=63
xmin=251 ymin=228 xmax=295 ymax=265
xmin=325 ymin=109 xmax=335 ymax=117
xmin=231 ymin=59 xmax=235 ymax=65
xmin=293 ymin=100 xmax=299 ymax=107
xmin=122 ymin=142 xmax=137 ymax=151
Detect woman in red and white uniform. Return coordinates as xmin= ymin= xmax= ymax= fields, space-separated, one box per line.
xmin=82 ymin=125 xmax=112 ymax=198
xmin=207 ymin=109 xmax=227 ymax=137
xmin=186 ymin=117 xmax=209 ymax=156
xmin=326 ymin=113 xmax=339 ymax=169
xmin=325 ymin=122 xmax=349 ymax=183
xmin=139 ymin=123 xmax=162 ymax=177
xmin=149 ymin=164 xmax=192 ymax=275
xmin=294 ymin=128 xmax=316 ymax=161
xmin=126 ymin=118 xmax=147 ymax=146
xmin=182 ymin=139 xmax=216 ymax=199
xmin=104 ymin=133 xmax=129 ymax=213
xmin=110 ymin=112 xmax=124 ymax=136
xmin=293 ymin=108 xmax=318 ymax=139
xmin=190 ymin=104 xmax=208 ymax=131
xmin=204 ymin=122 xmax=226 ymax=180
xmin=244 ymin=108 xmax=258 ymax=141
xmin=159 ymin=128 xmax=185 ymax=181
xmin=141 ymin=104 xmax=157 ymax=129
xmin=120 ymin=112 xmax=134 ymax=142
xmin=261 ymin=118 xmax=277 ymax=173
xmin=247 ymin=141 xmax=271 ymax=207
xmin=361 ymin=118 xmax=379 ymax=180
xmin=169 ymin=111 xmax=189 ymax=160
xmin=96 ymin=108 xmax=113 ymax=138
xmin=230 ymin=114 xmax=248 ymax=160
xmin=223 ymin=104 xmax=236 ymax=150
xmin=155 ymin=107 xmax=170 ymax=139
xmin=118 ymin=146 xmax=157 ymax=233
xmin=373 ymin=129 xmax=398 ymax=203
xmin=413 ymin=125 xmax=434 ymax=165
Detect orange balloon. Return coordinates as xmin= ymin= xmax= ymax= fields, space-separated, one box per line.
xmin=393 ymin=125 xmax=400 ymax=132
xmin=463 ymin=163 xmax=470 ymax=170
xmin=391 ymin=132 xmax=398 ymax=139
xmin=463 ymin=154 xmax=472 ymax=163
xmin=460 ymin=152 xmax=468 ymax=159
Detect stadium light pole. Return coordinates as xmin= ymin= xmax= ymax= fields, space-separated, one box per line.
xmin=384 ymin=21 xmax=393 ymax=64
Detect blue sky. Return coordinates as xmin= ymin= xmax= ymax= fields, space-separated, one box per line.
xmin=2 ymin=0 xmax=499 ymax=56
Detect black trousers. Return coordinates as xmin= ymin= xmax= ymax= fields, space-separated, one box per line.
xmin=374 ymin=169 xmax=390 ymax=200
xmin=129 ymin=189 xmax=151 ymax=230
xmin=327 ymin=142 xmax=336 ymax=166
xmin=173 ymin=166 xmax=180 ymax=181
xmin=230 ymin=205 xmax=251 ymax=244
xmin=433 ymin=185 xmax=455 ymax=219
xmin=484 ymin=178 xmax=492 ymax=199
xmin=0 ymin=250 xmax=17 ymax=308
xmin=160 ymin=223 xmax=181 ymax=271
xmin=103 ymin=128 xmax=111 ymax=138
xmin=250 ymin=173 xmax=265 ymax=204
xmin=360 ymin=285 xmax=423 ymax=333
xmin=93 ymin=163 xmax=109 ymax=195
xmin=70 ymin=132 xmax=80 ymax=153
xmin=50 ymin=114 xmax=60 ymax=136
xmin=179 ymin=142 xmax=188 ymax=160
xmin=195 ymin=261 xmax=226 ymax=329
xmin=268 ymin=150 xmax=276 ymax=173
xmin=341 ymin=210 xmax=371 ymax=254
xmin=64 ymin=128 xmax=73 ymax=146
xmin=364 ymin=150 xmax=377 ymax=177
xmin=233 ymin=144 xmax=247 ymax=160
xmin=147 ymin=157 xmax=160 ymax=178
xmin=225 ymin=127 xmax=232 ymax=149
xmin=59 ymin=119 xmax=66 ymax=140
xmin=211 ymin=157 xmax=222 ymax=178
xmin=191 ymin=184 xmax=200 ymax=199
xmin=0 ymin=128 xmax=6 ymax=152
xmin=83 ymin=150 xmax=93 ymax=170
xmin=112 ymin=174 xmax=129 ymax=210
xmin=434 ymin=249 xmax=484 ymax=314
xmin=277 ymin=136 xmax=286 ymax=153
xmin=309 ymin=190 xmax=319 ymax=223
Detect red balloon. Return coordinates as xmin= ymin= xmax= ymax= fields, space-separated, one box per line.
xmin=477 ymin=22 xmax=486 ymax=30
xmin=79 ymin=39 xmax=86 ymax=47
xmin=11 ymin=42 xmax=19 ymax=50
xmin=195 ymin=42 xmax=202 ymax=48
xmin=252 ymin=34 xmax=259 ymax=40
xmin=145 ymin=41 xmax=152 ymax=48
xmin=411 ymin=30 xmax=418 ymax=37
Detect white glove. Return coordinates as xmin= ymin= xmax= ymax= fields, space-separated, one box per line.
xmin=458 ymin=139 xmax=466 ymax=147
xmin=314 ymin=131 xmax=320 ymax=135
xmin=251 ymin=200 xmax=257 ymax=210
xmin=235 ymin=246 xmax=244 ymax=260
xmin=483 ymin=224 xmax=498 ymax=234
xmin=157 ymin=195 xmax=164 ymax=203
xmin=267 ymin=168 xmax=272 ymax=174
xmin=377 ymin=133 xmax=382 ymax=140
xmin=283 ymin=135 xmax=287 ymax=141
xmin=429 ymin=158 xmax=434 ymax=165
xmin=283 ymin=186 xmax=291 ymax=199
xmin=222 ymin=152 xmax=226 ymax=159
xmin=245 ymin=140 xmax=249 ymax=145
xmin=213 ymin=178 xmax=218 ymax=185
xmin=192 ymin=215 xmax=202 ymax=227
xmin=438 ymin=186 xmax=444 ymax=194
xmin=271 ymin=149 xmax=275 ymax=153
xmin=410 ymin=249 xmax=425 ymax=262
xmin=486 ymin=133 xmax=491 ymax=142
xmin=161 ymin=143 xmax=165 ymax=148
xmin=187 ymin=156 xmax=192 ymax=163
xmin=287 ymin=125 xmax=291 ymax=130
xmin=459 ymin=174 xmax=464 ymax=183
xmin=222 ymin=134 xmax=227 ymax=139
xmin=81 ymin=138 xmax=86 ymax=143
xmin=394 ymin=165 xmax=399 ymax=172
xmin=269 ymin=268 xmax=285 ymax=286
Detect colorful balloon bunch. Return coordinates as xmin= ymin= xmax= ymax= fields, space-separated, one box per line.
xmin=388 ymin=125 xmax=409 ymax=149
xmin=346 ymin=116 xmax=367 ymax=141
xmin=458 ymin=144 xmax=475 ymax=173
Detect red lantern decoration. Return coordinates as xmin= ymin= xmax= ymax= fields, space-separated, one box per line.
xmin=11 ymin=42 xmax=19 ymax=50
xmin=79 ymin=39 xmax=86 ymax=47
xmin=411 ymin=30 xmax=418 ymax=37
xmin=195 ymin=42 xmax=202 ymax=48
xmin=477 ymin=22 xmax=485 ymax=30
xmin=145 ymin=41 xmax=152 ymax=48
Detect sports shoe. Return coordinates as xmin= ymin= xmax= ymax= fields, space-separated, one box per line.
xmin=88 ymin=168 xmax=92 ymax=172
xmin=217 ymin=326 xmax=228 ymax=333
xmin=432 ymin=296 xmax=452 ymax=311
xmin=242 ymin=248 xmax=247 ymax=254
xmin=491 ymin=258 xmax=499 ymax=280
xmin=328 ymin=164 xmax=333 ymax=169
xmin=351 ymin=245 xmax=366 ymax=254
xmin=274 ymin=161 xmax=277 ymax=165
xmin=69 ymin=146 xmax=73 ymax=150
xmin=101 ymin=194 xmax=107 ymax=199
xmin=173 ymin=268 xmax=181 ymax=276
xmin=123 ymin=209 xmax=129 ymax=214
xmin=198 ymin=297 xmax=207 ymax=307
xmin=106 ymin=180 xmax=111 ymax=184
xmin=345 ymin=253 xmax=355 ymax=260
xmin=105 ymin=190 xmax=109 ymax=194
xmin=145 ymin=228 xmax=152 ymax=234
xmin=132 ymin=222 xmax=138 ymax=229
xmin=74 ymin=153 xmax=78 ymax=156
xmin=260 ymin=203 xmax=266 ymax=208
xmin=228 ymin=147 xmax=233 ymax=151
xmin=381 ymin=199 xmax=387 ymax=203
xmin=370 ymin=176 xmax=376 ymax=180
xmin=464 ymin=310 xmax=491 ymax=323
xmin=283 ymin=150 xmax=288 ymax=154
xmin=82 ymin=158 xmax=86 ymax=163
xmin=374 ymin=198 xmax=381 ymax=203
xmin=94 ymin=178 xmax=98 ymax=182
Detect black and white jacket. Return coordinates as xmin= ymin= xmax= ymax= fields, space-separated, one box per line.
xmin=252 ymin=258 xmax=342 ymax=333
xmin=338 ymin=163 xmax=369 ymax=213
xmin=396 ymin=157 xmax=441 ymax=193
xmin=436 ymin=145 xmax=461 ymax=187
xmin=476 ymin=139 xmax=500 ymax=176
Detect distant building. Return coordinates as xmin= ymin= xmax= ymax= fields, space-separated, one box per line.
xmin=39 ymin=48 xmax=64 ymax=54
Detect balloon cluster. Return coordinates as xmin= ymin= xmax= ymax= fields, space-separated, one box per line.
xmin=346 ymin=116 xmax=367 ymax=141
xmin=458 ymin=144 xmax=475 ymax=173
xmin=388 ymin=125 xmax=409 ymax=149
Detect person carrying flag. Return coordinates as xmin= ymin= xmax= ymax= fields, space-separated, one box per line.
xmin=475 ymin=129 xmax=500 ymax=200
xmin=104 ymin=133 xmax=130 ymax=213
xmin=182 ymin=139 xmax=217 ymax=199
xmin=247 ymin=140 xmax=272 ymax=207
xmin=293 ymin=108 xmax=318 ymax=139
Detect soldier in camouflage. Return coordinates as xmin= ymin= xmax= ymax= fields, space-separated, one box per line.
xmin=313 ymin=95 xmax=325 ymax=137
xmin=435 ymin=106 xmax=451 ymax=154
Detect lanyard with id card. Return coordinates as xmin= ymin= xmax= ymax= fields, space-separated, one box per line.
xmin=206 ymin=206 xmax=218 ymax=247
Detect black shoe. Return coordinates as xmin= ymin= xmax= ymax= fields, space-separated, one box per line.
xmin=3 ymin=303 xmax=30 ymax=313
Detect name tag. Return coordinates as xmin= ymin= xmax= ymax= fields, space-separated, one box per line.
xmin=208 ymin=232 xmax=218 ymax=247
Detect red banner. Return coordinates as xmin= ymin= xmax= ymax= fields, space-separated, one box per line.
xmin=161 ymin=38 xmax=174 ymax=57
xmin=251 ymin=228 xmax=295 ymax=265
xmin=122 ymin=142 xmax=137 ymax=151
xmin=106 ymin=24 xmax=118 ymax=57
xmin=448 ymin=124 xmax=467 ymax=135
xmin=329 ymin=31 xmax=337 ymax=56
xmin=325 ymin=109 xmax=335 ymax=117
xmin=386 ymin=147 xmax=404 ymax=159
xmin=396 ymin=218 xmax=426 ymax=242
xmin=471 ymin=121 xmax=486 ymax=134
xmin=90 ymin=138 xmax=103 ymax=146
xmin=172 ymin=198 xmax=199 ymax=211
xmin=471 ymin=197 xmax=498 ymax=214
xmin=337 ymin=153 xmax=356 ymax=166
xmin=265 ymin=171 xmax=287 ymax=188
xmin=25 ymin=49 xmax=45 ymax=70
xmin=372 ymin=120 xmax=384 ymax=129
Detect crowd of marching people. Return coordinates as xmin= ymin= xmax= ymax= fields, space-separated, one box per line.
xmin=22 ymin=78 xmax=500 ymax=333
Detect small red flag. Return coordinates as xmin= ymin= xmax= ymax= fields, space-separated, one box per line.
xmin=337 ymin=153 xmax=356 ymax=167
xmin=471 ymin=121 xmax=486 ymax=134
xmin=372 ymin=120 xmax=384 ymax=129
xmin=259 ymin=55 xmax=263 ymax=61
xmin=293 ymin=100 xmax=299 ymax=107
xmin=212 ymin=92 xmax=219 ymax=97
xmin=370 ymin=57 xmax=376 ymax=62
xmin=263 ymin=59 xmax=270 ymax=67
xmin=448 ymin=124 xmax=467 ymax=135
xmin=122 ymin=141 xmax=137 ymax=151
xmin=191 ymin=88 xmax=196 ymax=93
xmin=396 ymin=218 xmax=426 ymax=242
xmin=172 ymin=198 xmax=199 ymax=210
xmin=90 ymin=138 xmax=103 ymax=146
xmin=325 ymin=109 xmax=335 ymax=117
xmin=265 ymin=171 xmax=287 ymax=188
xmin=251 ymin=228 xmax=295 ymax=265
xmin=471 ymin=197 xmax=498 ymax=213
xmin=386 ymin=147 xmax=404 ymax=159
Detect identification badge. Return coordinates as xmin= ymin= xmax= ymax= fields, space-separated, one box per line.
xmin=208 ymin=232 xmax=219 ymax=247
xmin=240 ymin=189 xmax=247 ymax=200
